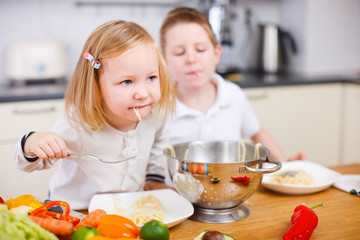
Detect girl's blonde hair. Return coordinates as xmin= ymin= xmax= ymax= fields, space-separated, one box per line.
xmin=65 ymin=20 xmax=175 ymax=131
xmin=160 ymin=7 xmax=218 ymax=53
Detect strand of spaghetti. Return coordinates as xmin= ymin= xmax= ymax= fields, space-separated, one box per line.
xmin=254 ymin=143 xmax=261 ymax=159
xmin=183 ymin=149 xmax=189 ymax=160
xmin=133 ymin=107 xmax=142 ymax=121
xmin=164 ymin=145 xmax=176 ymax=158
xmin=111 ymin=199 xmax=126 ymax=215
xmin=238 ymin=141 xmax=246 ymax=162
xmin=128 ymin=195 xmax=166 ymax=225
xmin=162 ymin=145 xmax=176 ymax=169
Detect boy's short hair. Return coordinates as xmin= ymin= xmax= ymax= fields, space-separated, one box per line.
xmin=160 ymin=7 xmax=218 ymax=53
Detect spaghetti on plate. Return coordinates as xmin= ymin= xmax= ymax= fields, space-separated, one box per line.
xmin=112 ymin=195 xmax=167 ymax=225
xmin=271 ymin=170 xmax=315 ymax=185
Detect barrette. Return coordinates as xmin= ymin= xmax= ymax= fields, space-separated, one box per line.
xmin=83 ymin=52 xmax=101 ymax=69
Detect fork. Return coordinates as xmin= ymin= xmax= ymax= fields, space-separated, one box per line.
xmin=28 ymin=151 xmax=136 ymax=164
xmin=68 ymin=152 xmax=136 ymax=164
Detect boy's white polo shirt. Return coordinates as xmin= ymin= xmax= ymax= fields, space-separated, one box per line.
xmin=168 ymin=73 xmax=260 ymax=145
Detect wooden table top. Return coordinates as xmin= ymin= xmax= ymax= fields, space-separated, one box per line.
xmin=169 ymin=164 xmax=360 ymax=240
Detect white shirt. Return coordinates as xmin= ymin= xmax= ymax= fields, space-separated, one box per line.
xmin=14 ymin=114 xmax=168 ymax=210
xmin=168 ymin=73 xmax=260 ymax=145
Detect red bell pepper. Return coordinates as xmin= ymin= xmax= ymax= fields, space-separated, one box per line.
xmin=283 ymin=203 xmax=324 ymax=240
xmin=0 ymin=196 xmax=5 ymax=204
xmin=231 ymin=176 xmax=250 ymax=185
xmin=30 ymin=200 xmax=80 ymax=226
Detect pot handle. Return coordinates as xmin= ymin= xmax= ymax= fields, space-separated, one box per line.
xmin=245 ymin=157 xmax=282 ymax=173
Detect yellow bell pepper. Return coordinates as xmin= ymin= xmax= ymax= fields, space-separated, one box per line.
xmin=5 ymin=194 xmax=43 ymax=210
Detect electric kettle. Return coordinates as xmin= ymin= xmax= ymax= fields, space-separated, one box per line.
xmin=256 ymin=24 xmax=297 ymax=74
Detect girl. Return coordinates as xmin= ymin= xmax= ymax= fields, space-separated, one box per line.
xmin=14 ymin=20 xmax=175 ymax=210
xmin=160 ymin=7 xmax=306 ymax=162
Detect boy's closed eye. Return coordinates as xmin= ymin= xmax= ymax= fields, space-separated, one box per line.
xmin=195 ymin=43 xmax=207 ymax=52
xmin=196 ymin=47 xmax=206 ymax=53
xmin=174 ymin=50 xmax=185 ymax=56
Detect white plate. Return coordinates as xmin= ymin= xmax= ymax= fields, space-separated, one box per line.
xmin=262 ymin=161 xmax=342 ymax=195
xmin=88 ymin=189 xmax=194 ymax=228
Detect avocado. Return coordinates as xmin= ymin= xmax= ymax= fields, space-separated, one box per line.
xmin=194 ymin=230 xmax=235 ymax=240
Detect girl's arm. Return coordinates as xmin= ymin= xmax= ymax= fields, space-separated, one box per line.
xmin=14 ymin=131 xmax=68 ymax=172
xmin=23 ymin=132 xmax=68 ymax=160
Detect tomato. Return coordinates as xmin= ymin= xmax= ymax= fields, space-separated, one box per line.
xmin=97 ymin=223 xmax=136 ymax=238
xmin=191 ymin=163 xmax=197 ymax=174
xmin=139 ymin=220 xmax=169 ymax=240
xmin=197 ymin=164 xmax=205 ymax=175
xmin=0 ymin=197 xmax=5 ymax=204
xmin=97 ymin=214 xmax=139 ymax=237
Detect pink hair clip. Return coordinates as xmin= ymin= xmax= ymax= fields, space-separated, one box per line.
xmin=83 ymin=52 xmax=101 ymax=69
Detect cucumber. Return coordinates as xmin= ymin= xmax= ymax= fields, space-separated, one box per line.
xmin=194 ymin=230 xmax=235 ymax=240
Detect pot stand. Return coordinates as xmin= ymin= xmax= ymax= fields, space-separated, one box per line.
xmin=189 ymin=204 xmax=249 ymax=223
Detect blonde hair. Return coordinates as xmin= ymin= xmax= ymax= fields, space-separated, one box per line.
xmin=65 ymin=20 xmax=175 ymax=131
xmin=160 ymin=7 xmax=218 ymax=53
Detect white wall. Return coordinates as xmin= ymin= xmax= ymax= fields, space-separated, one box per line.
xmin=281 ymin=0 xmax=360 ymax=76
xmin=0 ymin=0 xmax=359 ymax=83
xmin=0 ymin=0 xmax=195 ymax=82
xmin=304 ymin=0 xmax=360 ymax=75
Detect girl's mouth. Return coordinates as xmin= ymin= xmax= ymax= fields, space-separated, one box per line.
xmin=132 ymin=102 xmax=151 ymax=121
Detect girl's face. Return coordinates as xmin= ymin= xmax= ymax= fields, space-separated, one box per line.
xmin=99 ymin=43 xmax=161 ymax=131
xmin=163 ymin=23 xmax=221 ymax=90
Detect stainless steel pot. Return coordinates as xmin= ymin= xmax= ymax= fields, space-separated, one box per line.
xmin=163 ymin=141 xmax=281 ymax=223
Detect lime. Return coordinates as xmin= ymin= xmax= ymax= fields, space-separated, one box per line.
xmin=71 ymin=226 xmax=100 ymax=240
xmin=139 ymin=220 xmax=169 ymax=240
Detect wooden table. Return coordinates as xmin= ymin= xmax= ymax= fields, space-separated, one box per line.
xmin=169 ymin=164 xmax=360 ymax=240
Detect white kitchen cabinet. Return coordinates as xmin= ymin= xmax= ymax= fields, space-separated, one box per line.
xmin=0 ymin=99 xmax=64 ymax=201
xmin=342 ymin=84 xmax=360 ymax=164
xmin=244 ymin=83 xmax=343 ymax=166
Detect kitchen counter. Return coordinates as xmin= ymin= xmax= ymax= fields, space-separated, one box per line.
xmin=0 ymin=74 xmax=359 ymax=103
xmin=227 ymin=73 xmax=360 ymax=89
xmin=0 ymin=81 xmax=68 ymax=103
xmin=169 ymin=164 xmax=360 ymax=240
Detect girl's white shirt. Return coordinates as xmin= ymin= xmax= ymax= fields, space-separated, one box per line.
xmin=168 ymin=73 xmax=260 ymax=145
xmin=14 ymin=114 xmax=168 ymax=210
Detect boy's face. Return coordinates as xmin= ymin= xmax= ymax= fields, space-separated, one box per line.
xmin=99 ymin=43 xmax=161 ymax=131
xmin=163 ymin=23 xmax=221 ymax=90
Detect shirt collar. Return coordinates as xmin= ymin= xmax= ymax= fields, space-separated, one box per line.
xmin=212 ymin=73 xmax=233 ymax=108
xmin=175 ymin=73 xmax=232 ymax=118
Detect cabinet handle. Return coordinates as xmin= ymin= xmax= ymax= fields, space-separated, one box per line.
xmin=246 ymin=91 xmax=268 ymax=100
xmin=13 ymin=106 xmax=56 ymax=115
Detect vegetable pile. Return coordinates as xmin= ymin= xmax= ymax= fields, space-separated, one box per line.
xmin=0 ymin=204 xmax=58 ymax=240
xmin=0 ymin=194 xmax=171 ymax=240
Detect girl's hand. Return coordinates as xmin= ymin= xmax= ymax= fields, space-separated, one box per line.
xmin=144 ymin=181 xmax=176 ymax=191
xmin=23 ymin=132 xmax=68 ymax=160
xmin=288 ymin=151 xmax=307 ymax=161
